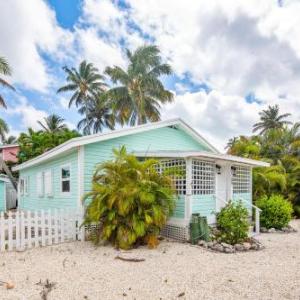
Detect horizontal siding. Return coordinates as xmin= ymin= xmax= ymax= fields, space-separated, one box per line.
xmin=191 ymin=194 xmax=215 ymax=217
xmin=84 ymin=126 xmax=210 ymax=192
xmin=0 ymin=182 xmax=5 ymax=212
xmin=19 ymin=150 xmax=78 ymax=211
xmin=172 ymin=195 xmax=185 ymax=219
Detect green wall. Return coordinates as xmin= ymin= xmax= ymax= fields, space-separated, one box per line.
xmin=191 ymin=194 xmax=216 ymax=217
xmin=19 ymin=150 xmax=78 ymax=210
xmin=0 ymin=181 xmax=5 ymax=212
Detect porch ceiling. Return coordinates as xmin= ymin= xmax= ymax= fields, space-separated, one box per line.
xmin=133 ymin=150 xmax=270 ymax=167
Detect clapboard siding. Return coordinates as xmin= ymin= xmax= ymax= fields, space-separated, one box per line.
xmin=0 ymin=182 xmax=5 ymax=212
xmin=84 ymin=126 xmax=210 ymax=192
xmin=172 ymin=195 xmax=185 ymax=219
xmin=191 ymin=194 xmax=216 ymax=217
xmin=19 ymin=150 xmax=78 ymax=210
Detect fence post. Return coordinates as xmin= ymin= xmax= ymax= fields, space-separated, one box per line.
xmin=8 ymin=211 xmax=13 ymax=251
xmin=60 ymin=209 xmax=65 ymax=243
xmin=41 ymin=210 xmax=45 ymax=246
xmin=0 ymin=212 xmax=5 ymax=252
xmin=255 ymin=208 xmax=260 ymax=235
xmin=15 ymin=211 xmax=20 ymax=251
xmin=20 ymin=211 xmax=25 ymax=251
xmin=48 ymin=209 xmax=53 ymax=246
xmin=27 ymin=211 xmax=32 ymax=249
xmin=54 ymin=209 xmax=58 ymax=244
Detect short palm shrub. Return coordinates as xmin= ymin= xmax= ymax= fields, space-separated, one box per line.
xmin=83 ymin=146 xmax=176 ymax=250
xmin=216 ymin=201 xmax=249 ymax=245
xmin=256 ymin=194 xmax=293 ymax=229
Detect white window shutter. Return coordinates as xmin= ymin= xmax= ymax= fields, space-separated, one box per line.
xmin=37 ymin=172 xmax=43 ymax=197
xmin=44 ymin=170 xmax=53 ymax=197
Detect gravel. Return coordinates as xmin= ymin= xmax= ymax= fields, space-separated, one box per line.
xmin=1 ymin=220 xmax=300 ymax=300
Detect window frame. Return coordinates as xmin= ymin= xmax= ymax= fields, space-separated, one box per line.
xmin=44 ymin=169 xmax=53 ymax=197
xmin=37 ymin=172 xmax=44 ymax=197
xmin=20 ymin=178 xmax=25 ymax=196
xmin=60 ymin=164 xmax=71 ymax=195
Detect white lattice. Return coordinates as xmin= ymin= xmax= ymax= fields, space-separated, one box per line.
xmin=191 ymin=159 xmax=215 ymax=195
xmin=232 ymin=165 xmax=251 ymax=193
xmin=158 ymin=159 xmax=186 ymax=195
xmin=160 ymin=224 xmax=189 ymax=241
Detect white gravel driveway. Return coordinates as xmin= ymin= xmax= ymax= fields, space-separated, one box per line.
xmin=1 ymin=220 xmax=300 ymax=300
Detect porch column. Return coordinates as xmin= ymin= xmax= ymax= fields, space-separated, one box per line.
xmin=185 ymin=158 xmax=192 ymax=220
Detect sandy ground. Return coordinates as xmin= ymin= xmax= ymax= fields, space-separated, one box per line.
xmin=1 ymin=220 xmax=300 ymax=300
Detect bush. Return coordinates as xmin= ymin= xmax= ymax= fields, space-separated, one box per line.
xmin=216 ymin=201 xmax=249 ymax=245
xmin=256 ymin=194 xmax=293 ymax=229
xmin=83 ymin=146 xmax=176 ymax=250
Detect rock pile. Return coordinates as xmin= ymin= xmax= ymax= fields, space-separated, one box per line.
xmin=260 ymin=225 xmax=297 ymax=234
xmin=198 ymin=238 xmax=264 ymax=254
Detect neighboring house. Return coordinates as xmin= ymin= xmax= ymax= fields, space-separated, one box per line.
xmin=0 ymin=175 xmax=17 ymax=212
xmin=0 ymin=144 xmax=19 ymax=163
xmin=12 ymin=119 xmax=269 ymax=239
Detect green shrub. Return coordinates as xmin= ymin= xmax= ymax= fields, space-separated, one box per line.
xmin=83 ymin=146 xmax=176 ymax=250
xmin=256 ymin=194 xmax=293 ymax=229
xmin=216 ymin=201 xmax=249 ymax=245
xmin=294 ymin=205 xmax=300 ymax=218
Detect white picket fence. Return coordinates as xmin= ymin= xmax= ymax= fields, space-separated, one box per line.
xmin=0 ymin=209 xmax=84 ymax=252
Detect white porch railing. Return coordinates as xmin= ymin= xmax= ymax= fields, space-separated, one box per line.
xmin=0 ymin=209 xmax=84 ymax=252
xmin=215 ymin=195 xmax=261 ymax=235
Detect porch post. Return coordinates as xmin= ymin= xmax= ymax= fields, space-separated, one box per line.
xmin=185 ymin=158 xmax=192 ymax=221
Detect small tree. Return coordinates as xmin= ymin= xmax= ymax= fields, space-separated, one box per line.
xmin=216 ymin=201 xmax=249 ymax=245
xmin=257 ymin=194 xmax=293 ymax=229
xmin=83 ymin=146 xmax=176 ymax=249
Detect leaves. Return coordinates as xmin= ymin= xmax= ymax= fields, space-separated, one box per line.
xmin=83 ymin=146 xmax=176 ymax=249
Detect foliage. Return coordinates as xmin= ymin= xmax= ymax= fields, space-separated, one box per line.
xmin=253 ymin=104 xmax=292 ymax=134
xmin=37 ymin=114 xmax=67 ymax=133
xmin=216 ymin=201 xmax=249 ymax=245
xmin=256 ymin=194 xmax=293 ymax=229
xmin=105 ymin=45 xmax=174 ymax=126
xmin=4 ymin=135 xmax=17 ymax=144
xmin=0 ymin=56 xmax=15 ymax=108
xmin=17 ymin=127 xmax=80 ymax=163
xmin=83 ymin=146 xmax=176 ymax=250
xmin=0 ymin=118 xmax=9 ymax=142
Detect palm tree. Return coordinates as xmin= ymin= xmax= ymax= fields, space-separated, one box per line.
xmin=57 ymin=60 xmax=107 ymax=108
xmin=0 ymin=56 xmax=15 ymax=108
xmin=105 ymin=45 xmax=174 ymax=126
xmin=4 ymin=135 xmax=17 ymax=144
xmin=77 ymin=95 xmax=115 ymax=135
xmin=253 ymin=105 xmax=292 ymax=134
xmin=0 ymin=118 xmax=8 ymax=142
xmin=37 ymin=114 xmax=67 ymax=133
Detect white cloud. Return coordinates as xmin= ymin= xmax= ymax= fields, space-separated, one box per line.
xmin=0 ymin=0 xmax=73 ymax=92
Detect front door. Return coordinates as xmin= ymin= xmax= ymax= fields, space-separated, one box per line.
xmin=216 ymin=163 xmax=230 ymax=211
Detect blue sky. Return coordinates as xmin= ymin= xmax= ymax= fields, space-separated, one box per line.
xmin=0 ymin=0 xmax=300 ymax=150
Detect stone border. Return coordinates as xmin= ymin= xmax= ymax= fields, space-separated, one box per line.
xmin=198 ymin=238 xmax=264 ymax=254
xmin=260 ymin=225 xmax=297 ymax=234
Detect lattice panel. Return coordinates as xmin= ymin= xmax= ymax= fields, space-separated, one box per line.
xmin=192 ymin=159 xmax=215 ymax=195
xmin=160 ymin=224 xmax=189 ymax=241
xmin=232 ymin=165 xmax=251 ymax=193
xmin=158 ymin=159 xmax=186 ymax=195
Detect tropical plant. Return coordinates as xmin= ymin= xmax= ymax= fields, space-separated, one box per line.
xmin=253 ymin=105 xmax=292 ymax=134
xmin=57 ymin=60 xmax=107 ymax=108
xmin=83 ymin=146 xmax=176 ymax=249
xmin=0 ymin=118 xmax=9 ymax=142
xmin=17 ymin=128 xmax=80 ymax=163
xmin=77 ymin=95 xmax=115 ymax=135
xmin=4 ymin=135 xmax=17 ymax=144
xmin=105 ymin=45 xmax=174 ymax=125
xmin=216 ymin=201 xmax=249 ymax=245
xmin=257 ymin=194 xmax=293 ymax=229
xmin=0 ymin=56 xmax=15 ymax=108
xmin=37 ymin=114 xmax=67 ymax=133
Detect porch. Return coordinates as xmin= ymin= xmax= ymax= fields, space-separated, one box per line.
xmin=136 ymin=151 xmax=268 ymax=241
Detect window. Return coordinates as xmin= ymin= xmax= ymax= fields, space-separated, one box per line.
xmin=191 ymin=159 xmax=215 ymax=195
xmin=61 ymin=165 xmax=71 ymax=193
xmin=20 ymin=178 xmax=25 ymax=196
xmin=232 ymin=165 xmax=251 ymax=194
xmin=44 ymin=170 xmax=53 ymax=197
xmin=37 ymin=172 xmax=44 ymax=197
xmin=157 ymin=159 xmax=186 ymax=195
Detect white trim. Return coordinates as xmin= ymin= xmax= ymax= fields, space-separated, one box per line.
xmin=60 ymin=164 xmax=71 ymax=195
xmin=13 ymin=118 xmax=219 ymax=171
xmin=0 ymin=144 xmax=18 ymax=149
xmin=3 ymin=182 xmax=6 ymax=212
xmin=44 ymin=169 xmax=53 ymax=197
xmin=77 ymin=146 xmax=84 ymax=209
xmin=133 ymin=151 xmax=270 ymax=167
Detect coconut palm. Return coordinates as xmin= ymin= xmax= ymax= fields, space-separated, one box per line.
xmin=57 ymin=60 xmax=107 ymax=108
xmin=77 ymin=95 xmax=115 ymax=135
xmin=0 ymin=56 xmax=15 ymax=108
xmin=4 ymin=135 xmax=17 ymax=144
xmin=253 ymin=105 xmax=292 ymax=134
xmin=37 ymin=114 xmax=67 ymax=133
xmin=0 ymin=118 xmax=9 ymax=142
xmin=105 ymin=45 xmax=174 ymax=126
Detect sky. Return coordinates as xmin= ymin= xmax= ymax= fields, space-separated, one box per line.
xmin=1 ymin=0 xmax=300 ymax=151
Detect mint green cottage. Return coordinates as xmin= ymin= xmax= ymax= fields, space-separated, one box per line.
xmin=13 ymin=119 xmax=269 ymax=240
xmin=0 ymin=175 xmax=17 ymax=212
